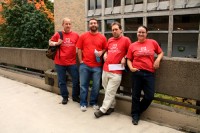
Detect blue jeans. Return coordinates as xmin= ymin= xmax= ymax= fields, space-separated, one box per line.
xmin=131 ymin=70 xmax=155 ymax=119
xmin=79 ymin=63 xmax=102 ymax=106
xmin=55 ymin=64 xmax=80 ymax=99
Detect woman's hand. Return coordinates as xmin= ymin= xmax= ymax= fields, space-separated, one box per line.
xmin=130 ymin=67 xmax=140 ymax=72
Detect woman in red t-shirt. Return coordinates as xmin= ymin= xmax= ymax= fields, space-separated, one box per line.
xmin=127 ymin=26 xmax=164 ymax=125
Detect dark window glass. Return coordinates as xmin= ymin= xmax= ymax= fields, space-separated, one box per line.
xmin=97 ymin=20 xmax=102 ymax=31
xmin=114 ymin=0 xmax=121 ymax=6
xmin=105 ymin=0 xmax=112 ymax=8
xmin=88 ymin=0 xmax=95 ymax=10
xmin=147 ymin=0 xmax=157 ymax=3
xmin=172 ymin=33 xmax=198 ymax=58
xmin=96 ymin=0 xmax=101 ymax=9
xmin=105 ymin=19 xmax=120 ymax=31
xmin=125 ymin=18 xmax=143 ymax=31
xmin=159 ymin=0 xmax=169 ymax=1
xmin=125 ymin=0 xmax=132 ymax=5
xmin=174 ymin=14 xmax=199 ymax=30
xmin=147 ymin=16 xmax=169 ymax=31
xmin=135 ymin=0 xmax=143 ymax=4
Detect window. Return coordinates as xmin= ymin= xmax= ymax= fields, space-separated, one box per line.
xmin=147 ymin=16 xmax=169 ymax=31
xmin=96 ymin=0 xmax=101 ymax=9
xmin=125 ymin=0 xmax=132 ymax=5
xmin=88 ymin=0 xmax=101 ymax=10
xmin=172 ymin=33 xmax=198 ymax=58
xmin=114 ymin=0 xmax=121 ymax=6
xmin=105 ymin=0 xmax=121 ymax=8
xmin=135 ymin=0 xmax=143 ymax=4
xmin=148 ymin=0 xmax=157 ymax=3
xmin=125 ymin=0 xmax=143 ymax=5
xmin=172 ymin=14 xmax=199 ymax=58
xmin=174 ymin=14 xmax=199 ymax=31
xmin=105 ymin=0 xmax=112 ymax=8
xmin=88 ymin=0 xmax=95 ymax=10
xmin=125 ymin=18 xmax=143 ymax=31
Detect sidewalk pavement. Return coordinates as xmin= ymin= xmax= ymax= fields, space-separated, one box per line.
xmin=0 ymin=76 xmax=184 ymax=133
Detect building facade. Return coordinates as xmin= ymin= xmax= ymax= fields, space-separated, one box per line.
xmin=54 ymin=0 xmax=200 ymax=59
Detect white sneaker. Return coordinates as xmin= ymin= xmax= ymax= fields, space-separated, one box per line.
xmin=81 ymin=106 xmax=87 ymax=112
xmin=93 ymin=105 xmax=99 ymax=110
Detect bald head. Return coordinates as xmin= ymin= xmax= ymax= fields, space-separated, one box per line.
xmin=62 ymin=17 xmax=71 ymax=24
xmin=62 ymin=17 xmax=72 ymax=33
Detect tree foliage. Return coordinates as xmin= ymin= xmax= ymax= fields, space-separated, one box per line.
xmin=0 ymin=0 xmax=54 ymax=49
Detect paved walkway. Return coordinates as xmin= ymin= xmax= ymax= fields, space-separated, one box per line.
xmin=0 ymin=76 xmax=184 ymax=133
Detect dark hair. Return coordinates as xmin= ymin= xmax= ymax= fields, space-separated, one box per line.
xmin=111 ymin=22 xmax=122 ymax=30
xmin=138 ymin=25 xmax=148 ymax=32
xmin=89 ymin=18 xmax=98 ymax=23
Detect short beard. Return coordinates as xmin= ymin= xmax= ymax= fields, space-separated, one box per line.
xmin=90 ymin=26 xmax=98 ymax=32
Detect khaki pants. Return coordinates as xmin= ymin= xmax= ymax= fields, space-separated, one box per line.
xmin=100 ymin=71 xmax=122 ymax=113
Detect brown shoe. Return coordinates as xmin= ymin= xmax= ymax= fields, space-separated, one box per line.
xmin=94 ymin=110 xmax=105 ymax=118
xmin=105 ymin=108 xmax=114 ymax=115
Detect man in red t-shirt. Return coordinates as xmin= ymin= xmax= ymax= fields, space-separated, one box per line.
xmin=94 ymin=22 xmax=131 ymax=118
xmin=49 ymin=18 xmax=80 ymax=105
xmin=76 ymin=18 xmax=107 ymax=112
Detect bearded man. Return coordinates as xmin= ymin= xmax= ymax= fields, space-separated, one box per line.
xmin=76 ymin=18 xmax=107 ymax=112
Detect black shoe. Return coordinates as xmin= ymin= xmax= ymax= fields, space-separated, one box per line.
xmin=94 ymin=110 xmax=105 ymax=118
xmin=132 ymin=119 xmax=139 ymax=125
xmin=105 ymin=108 xmax=114 ymax=115
xmin=62 ymin=98 xmax=68 ymax=105
xmin=73 ymin=97 xmax=80 ymax=103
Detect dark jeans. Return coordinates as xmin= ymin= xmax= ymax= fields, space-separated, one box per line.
xmin=55 ymin=64 xmax=80 ymax=99
xmin=131 ymin=70 xmax=155 ymax=120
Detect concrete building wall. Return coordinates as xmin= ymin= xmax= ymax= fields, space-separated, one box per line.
xmin=54 ymin=0 xmax=86 ymax=34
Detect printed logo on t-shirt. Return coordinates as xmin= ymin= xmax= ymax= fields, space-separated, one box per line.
xmin=108 ymin=43 xmax=121 ymax=53
xmin=63 ymin=38 xmax=74 ymax=47
xmin=137 ymin=47 xmax=153 ymax=56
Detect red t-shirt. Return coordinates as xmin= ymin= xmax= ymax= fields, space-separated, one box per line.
xmin=76 ymin=32 xmax=107 ymax=67
xmin=103 ymin=36 xmax=131 ymax=74
xmin=126 ymin=39 xmax=163 ymax=73
xmin=50 ymin=31 xmax=79 ymax=66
